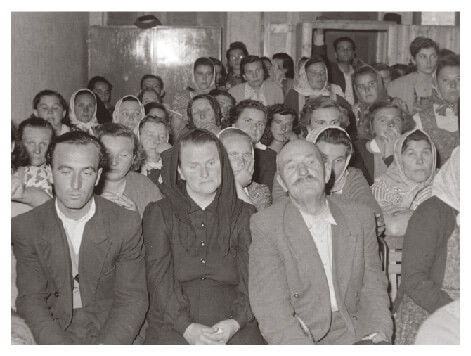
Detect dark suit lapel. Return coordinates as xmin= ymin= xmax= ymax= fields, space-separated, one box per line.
xmin=79 ymin=198 xmax=112 ymax=294
xmin=329 ymin=199 xmax=356 ymax=302
xmin=37 ymin=201 xmax=73 ymax=296
xmin=283 ymin=201 xmax=330 ymax=292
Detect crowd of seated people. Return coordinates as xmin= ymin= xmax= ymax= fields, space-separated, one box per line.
xmin=11 ymin=34 xmax=459 ymax=345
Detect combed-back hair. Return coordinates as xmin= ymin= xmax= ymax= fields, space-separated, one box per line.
xmin=228 ymin=99 xmax=267 ymax=126
xmin=300 ymin=96 xmax=349 ymax=129
xmin=87 ymin=76 xmax=112 ymax=92
xmin=409 ymin=37 xmax=439 ymax=58
xmin=240 ymin=55 xmax=269 ymax=81
xmin=333 ymin=37 xmax=356 ymax=51
xmin=260 ymin=104 xmax=299 ymax=145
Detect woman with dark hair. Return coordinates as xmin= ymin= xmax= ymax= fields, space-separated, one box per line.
xmin=138 ymin=88 xmax=162 ymax=106
xmin=172 ymin=57 xmax=216 ymax=122
xmin=143 ymin=129 xmax=265 ymax=345
xmin=32 ymin=89 xmax=70 ymax=136
xmin=225 ymin=41 xmax=249 ymax=89
xmin=260 ymin=104 xmax=299 ymax=153
xmin=187 ymin=94 xmax=222 ymax=136
xmin=112 ymin=95 xmax=146 ymax=134
xmin=96 ymin=122 xmax=162 ymax=216
xmin=412 ymin=54 xmax=459 ymax=167
xmin=88 ymin=75 xmax=113 ymax=112
xmin=228 ymin=55 xmax=284 ymax=106
xmin=272 ymin=52 xmax=295 ymax=96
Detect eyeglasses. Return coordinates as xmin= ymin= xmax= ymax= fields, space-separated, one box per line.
xmin=230 ymin=55 xmax=244 ymax=61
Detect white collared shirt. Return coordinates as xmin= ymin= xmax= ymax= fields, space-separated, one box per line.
xmin=299 ymin=202 xmax=339 ymax=312
xmin=413 ymin=105 xmax=459 ymax=133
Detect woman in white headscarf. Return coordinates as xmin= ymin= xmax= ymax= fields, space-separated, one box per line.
xmin=68 ymin=89 xmax=99 ymax=135
xmin=394 ymin=146 xmax=459 ymax=344
xmin=112 ymin=94 xmax=146 ymax=135
xmin=284 ymin=56 xmax=349 ymax=115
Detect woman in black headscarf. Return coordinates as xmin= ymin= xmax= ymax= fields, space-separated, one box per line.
xmin=143 ymin=128 xmax=265 ymax=345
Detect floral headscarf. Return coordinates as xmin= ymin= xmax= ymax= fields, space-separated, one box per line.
xmin=306 ymin=125 xmax=352 ymax=193
xmin=69 ymin=89 xmax=98 ymax=134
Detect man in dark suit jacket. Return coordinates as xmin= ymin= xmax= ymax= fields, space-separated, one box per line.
xmin=249 ymin=140 xmax=392 ymax=344
xmin=12 ymin=131 xmax=148 ymax=344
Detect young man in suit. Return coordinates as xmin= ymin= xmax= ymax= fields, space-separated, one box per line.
xmin=12 ymin=131 xmax=148 ymax=344
xmin=249 ymin=140 xmax=392 ymax=344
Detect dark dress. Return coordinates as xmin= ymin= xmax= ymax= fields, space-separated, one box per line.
xmin=253 ymin=147 xmax=277 ymax=193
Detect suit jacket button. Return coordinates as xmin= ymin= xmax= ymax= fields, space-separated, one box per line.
xmin=54 ymin=292 xmax=59 ymax=297
xmin=294 ymin=293 xmax=299 ymax=298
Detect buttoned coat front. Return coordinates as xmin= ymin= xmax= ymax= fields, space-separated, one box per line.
xmin=12 ymin=196 xmax=148 ymax=345
xmin=249 ymin=196 xmax=392 ymax=344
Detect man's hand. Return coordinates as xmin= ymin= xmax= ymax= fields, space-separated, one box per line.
xmin=204 ymin=319 xmax=240 ymax=345
xmin=183 ymin=323 xmax=220 ymax=345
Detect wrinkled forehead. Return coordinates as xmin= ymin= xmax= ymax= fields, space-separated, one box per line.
xmin=278 ymin=141 xmax=320 ymax=166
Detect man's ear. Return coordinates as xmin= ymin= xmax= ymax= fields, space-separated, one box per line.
xmin=95 ymin=168 xmax=103 ymax=187
xmin=276 ymin=172 xmax=288 ymax=192
xmin=177 ymin=166 xmax=185 ymax=181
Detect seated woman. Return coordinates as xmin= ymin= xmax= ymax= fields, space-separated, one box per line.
xmin=209 ymin=89 xmax=235 ymax=129
xmin=272 ymin=125 xmax=381 ymax=218
xmin=32 ymin=89 xmax=70 ymax=136
xmin=112 ymin=95 xmax=145 ymax=134
xmin=172 ymin=57 xmax=216 ymax=122
xmin=394 ymin=147 xmax=459 ymax=344
xmin=225 ymin=41 xmax=248 ymax=89
xmin=187 ymin=94 xmax=222 ymax=136
xmin=272 ymin=52 xmax=295 ymax=97
xmin=95 ymin=122 xmax=162 ymax=216
xmin=353 ymin=98 xmax=415 ymax=185
xmin=12 ymin=117 xmax=55 ymax=199
xmin=260 ymin=104 xmax=299 ymax=154
xmin=372 ymin=129 xmax=437 ymax=236
xmin=228 ymin=100 xmax=276 ymax=192
xmin=143 ymin=129 xmax=265 ymax=345
xmin=219 ymin=128 xmax=272 ymax=211
xmin=68 ymin=89 xmax=99 ymax=135
xmin=413 ymin=54 xmax=459 ymax=167
xmin=138 ymin=88 xmax=162 ymax=106
xmin=138 ymin=115 xmax=172 ymax=187
xmin=228 ymin=55 xmax=284 ymax=106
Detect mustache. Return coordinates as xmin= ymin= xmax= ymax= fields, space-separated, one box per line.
xmin=325 ymin=167 xmax=336 ymax=196
xmin=293 ymin=174 xmax=316 ymax=186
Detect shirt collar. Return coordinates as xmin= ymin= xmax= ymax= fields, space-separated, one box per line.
xmin=299 ymin=200 xmax=337 ymax=229
xmin=55 ymin=197 xmax=96 ymax=224
xmin=255 ymin=142 xmax=267 ymax=150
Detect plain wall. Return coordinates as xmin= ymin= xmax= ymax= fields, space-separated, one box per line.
xmin=11 ymin=12 xmax=90 ymax=125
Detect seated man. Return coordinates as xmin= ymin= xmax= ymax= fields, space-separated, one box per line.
xmin=12 ymin=131 xmax=148 ymax=344
xmin=249 ymin=140 xmax=392 ymax=344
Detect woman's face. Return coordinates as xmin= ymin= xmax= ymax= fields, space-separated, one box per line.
xmin=191 ymin=98 xmax=217 ymax=128
xmin=243 ymin=61 xmax=265 ymax=89
xmin=179 ymin=141 xmax=221 ymax=197
xmin=34 ymin=95 xmax=66 ymax=131
xmin=229 ymin=48 xmax=245 ymax=73
xmin=305 ymin=62 xmax=327 ymax=90
xmin=93 ymin=81 xmax=111 ymax=104
xmin=401 ymin=139 xmax=433 ymax=183
xmin=316 ymin=141 xmax=348 ymax=183
xmin=355 ymin=73 xmax=379 ymax=105
xmin=273 ymin=58 xmax=287 ymax=76
xmin=140 ymin=121 xmax=168 ymax=156
xmin=119 ymin=100 xmax=143 ymax=131
xmin=74 ymin=93 xmax=96 ymax=123
xmin=233 ymin=108 xmax=267 ymax=144
xmin=194 ymin=64 xmax=214 ymax=91
xmin=222 ymin=135 xmax=254 ymax=187
xmin=437 ymin=65 xmax=460 ymax=104
xmin=372 ymin=107 xmax=403 ymax=138
xmin=22 ymin=126 xmax=53 ymax=167
xmin=142 ymin=90 xmax=160 ymax=105
xmin=271 ymin=114 xmax=294 ymax=143
xmin=414 ymin=47 xmax=438 ymax=75
xmin=101 ymin=135 xmax=134 ymax=182
xmin=309 ymin=108 xmax=341 ymax=131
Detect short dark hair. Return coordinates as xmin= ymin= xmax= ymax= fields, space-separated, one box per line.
xmin=436 ymin=53 xmax=460 ymax=78
xmin=353 ymin=65 xmax=378 ymax=86
xmin=137 ymin=88 xmax=162 ymax=104
xmin=333 ymin=37 xmax=356 ymax=52
xmin=46 ymin=130 xmax=107 ymax=169
xmin=138 ymin=115 xmax=170 ymax=137
xmin=300 ymin=97 xmax=349 ymax=129
xmin=240 ymin=55 xmax=269 ymax=81
xmin=315 ymin=127 xmax=352 ymax=157
xmin=187 ymin=94 xmax=222 ymax=128
xmin=401 ymin=129 xmax=431 ymax=154
xmin=272 ymin=52 xmax=295 ymax=79
xmin=372 ymin=62 xmax=390 ymax=72
xmin=11 ymin=121 xmax=29 ymax=170
xmin=209 ymin=89 xmax=236 ymax=106
xmin=87 ymin=76 xmax=112 ymax=92
xmin=32 ymin=89 xmax=68 ymax=111
xmin=261 ymin=104 xmax=299 ymax=145
xmin=140 ymin=74 xmax=164 ymax=90
xmin=18 ymin=116 xmax=55 ymax=141
xmin=225 ymin=41 xmax=249 ymax=62
xmin=95 ymin=122 xmax=143 ymax=171
xmin=144 ymin=102 xmax=170 ymax=121
xmin=228 ymin=99 xmax=268 ymax=126
xmin=179 ymin=129 xmax=222 ymax=166
xmin=409 ymin=37 xmax=439 ymax=58
xmin=364 ymin=98 xmax=415 ymax=139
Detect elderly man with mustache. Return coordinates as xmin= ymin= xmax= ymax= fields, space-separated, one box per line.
xmin=248 ymin=140 xmax=392 ymax=345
